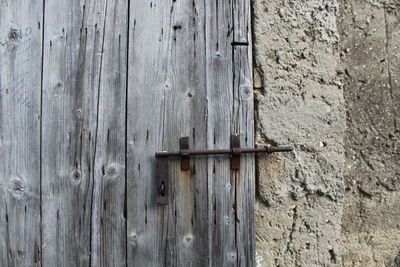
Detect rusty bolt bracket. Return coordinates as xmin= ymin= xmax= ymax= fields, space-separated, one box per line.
xmin=155 ymin=135 xmax=293 ymax=204
xmin=231 ymin=135 xmax=241 ymax=170
xmin=179 ymin=137 xmax=190 ymax=171
xmin=155 ymin=156 xmax=169 ymax=204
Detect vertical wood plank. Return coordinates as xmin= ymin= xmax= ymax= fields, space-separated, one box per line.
xmin=90 ymin=0 xmax=128 ymax=266
xmin=204 ymin=0 xmax=236 ymax=261
xmin=233 ymin=0 xmax=255 ymax=264
xmin=41 ymin=1 xmax=98 ymax=265
xmin=127 ymin=0 xmax=254 ymax=266
xmin=0 ymin=1 xmax=43 ymax=266
xmin=205 ymin=0 xmax=255 ymax=265
xmin=126 ymin=1 xmax=171 ymax=265
xmin=127 ymin=0 xmax=210 ymax=265
xmin=165 ymin=0 xmax=209 ymax=266
xmin=41 ymin=0 xmax=127 ymax=266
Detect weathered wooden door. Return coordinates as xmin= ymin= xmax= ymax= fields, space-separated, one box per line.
xmin=0 ymin=0 xmax=254 ymax=266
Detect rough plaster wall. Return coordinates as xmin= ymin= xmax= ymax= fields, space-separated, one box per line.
xmin=252 ymin=0 xmax=346 ymax=266
xmin=339 ymin=1 xmax=400 ymax=266
xmin=253 ymin=0 xmax=400 ymax=266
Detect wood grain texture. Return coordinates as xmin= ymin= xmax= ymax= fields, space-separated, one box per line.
xmin=127 ymin=0 xmax=254 ymax=266
xmin=90 ymin=0 xmax=128 ymax=266
xmin=233 ymin=0 xmax=255 ymax=265
xmin=0 ymin=0 xmax=254 ymax=265
xmin=0 ymin=1 xmax=43 ymax=266
xmin=204 ymin=0 xmax=237 ymax=265
xmin=126 ymin=1 xmax=170 ymax=265
xmin=41 ymin=0 xmax=127 ymax=266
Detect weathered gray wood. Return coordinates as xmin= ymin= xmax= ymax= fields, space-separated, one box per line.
xmin=126 ymin=1 xmax=171 ymax=265
xmin=162 ymin=1 xmax=209 ymax=266
xmin=41 ymin=0 xmax=127 ymax=266
xmin=204 ymin=1 xmax=237 ymax=266
xmin=233 ymin=1 xmax=256 ymax=265
xmin=0 ymin=1 xmax=43 ymax=266
xmin=90 ymin=1 xmax=128 ymax=266
xmin=1 ymin=0 xmax=253 ymax=265
xmin=127 ymin=0 xmax=254 ymax=266
xmin=126 ymin=0 xmax=211 ymax=265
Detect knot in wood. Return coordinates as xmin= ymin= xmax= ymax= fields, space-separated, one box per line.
xmin=8 ymin=176 xmax=25 ymax=198
xmin=105 ymin=166 xmax=117 ymax=176
xmin=128 ymin=232 xmax=138 ymax=249
xmin=224 ymin=216 xmax=230 ymax=225
xmin=240 ymin=84 xmax=252 ymax=100
xmin=8 ymin=28 xmax=22 ymax=42
xmin=76 ymin=109 xmax=83 ymax=120
xmin=226 ymin=183 xmax=232 ymax=191
xmin=71 ymin=170 xmax=82 ymax=183
xmin=183 ymin=233 xmax=193 ymax=247
xmin=104 ymin=164 xmax=122 ymax=179
xmin=227 ymin=252 xmax=237 ymax=262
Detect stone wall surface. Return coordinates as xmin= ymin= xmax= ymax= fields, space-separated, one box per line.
xmin=339 ymin=1 xmax=400 ymax=266
xmin=253 ymin=0 xmax=400 ymax=266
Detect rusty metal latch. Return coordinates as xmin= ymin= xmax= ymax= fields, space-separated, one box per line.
xmin=155 ymin=135 xmax=293 ymax=204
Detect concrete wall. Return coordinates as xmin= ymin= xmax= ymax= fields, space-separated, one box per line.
xmin=253 ymin=0 xmax=400 ymax=266
xmin=339 ymin=1 xmax=400 ymax=266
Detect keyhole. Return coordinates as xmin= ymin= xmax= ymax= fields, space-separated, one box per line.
xmin=159 ymin=182 xmax=165 ymax=196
